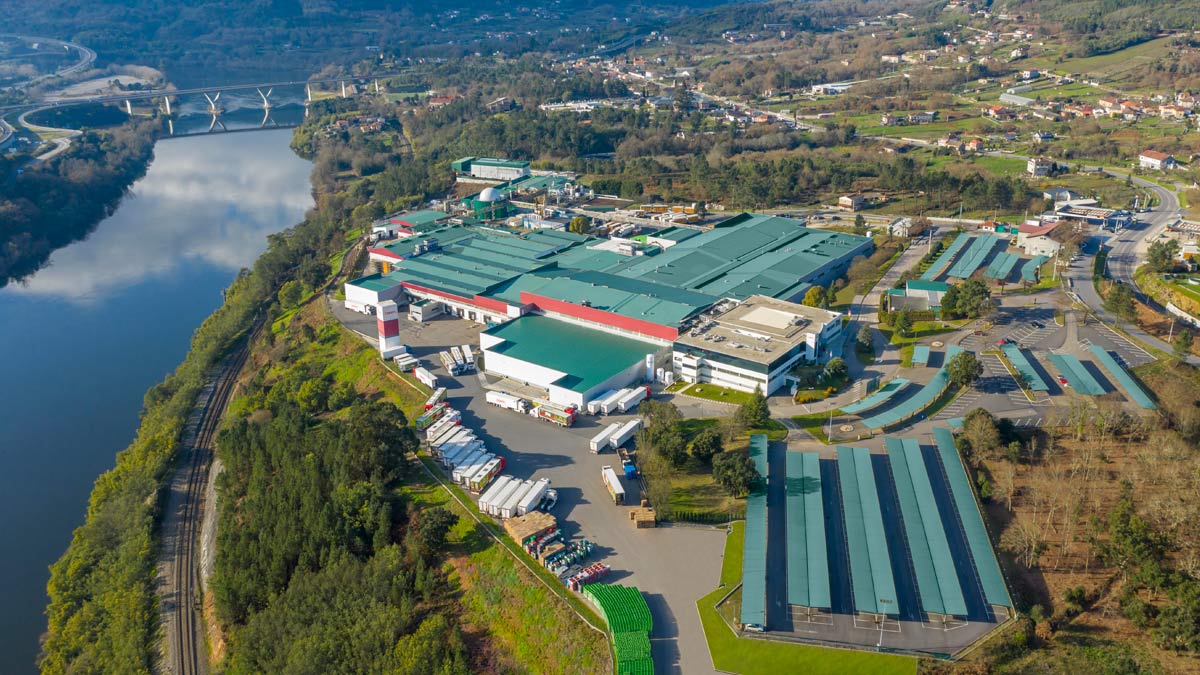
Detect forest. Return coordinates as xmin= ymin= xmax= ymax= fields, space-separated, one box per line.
xmin=0 ymin=119 xmax=157 ymax=287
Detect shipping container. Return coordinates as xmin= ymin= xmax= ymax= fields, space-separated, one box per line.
xmin=589 ymin=422 xmax=622 ymax=453
xmin=486 ymin=477 xmax=527 ymax=516
xmin=595 ymin=389 xmax=627 ymax=415
xmin=609 ymin=418 xmax=643 ymax=449
xmin=601 ymin=466 xmax=625 ymax=504
xmin=468 ymin=457 xmax=503 ymax=493
xmin=477 ymin=475 xmax=513 ymax=514
xmin=614 ymin=386 xmax=650 ymax=414
xmin=413 ymin=366 xmax=437 ymax=389
xmin=516 ymin=478 xmax=552 ymax=516
xmin=500 ymin=480 xmax=536 ymax=519
xmin=423 ymin=387 xmax=448 ymax=410
xmin=586 ymin=390 xmax=618 ymax=415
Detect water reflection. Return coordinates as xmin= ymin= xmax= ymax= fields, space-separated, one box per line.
xmin=8 ymin=129 xmax=312 ymax=302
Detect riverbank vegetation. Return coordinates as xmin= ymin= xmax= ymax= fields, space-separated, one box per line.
xmin=0 ymin=118 xmax=157 ymax=287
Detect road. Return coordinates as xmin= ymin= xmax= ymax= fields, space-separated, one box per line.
xmin=157 ymin=345 xmax=250 ymax=675
xmin=0 ymin=34 xmax=96 ymax=91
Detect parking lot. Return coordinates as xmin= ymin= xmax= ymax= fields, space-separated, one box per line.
xmin=331 ymin=301 xmax=727 ymax=675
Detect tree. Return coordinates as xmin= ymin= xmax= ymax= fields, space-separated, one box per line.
xmin=735 ymin=386 xmax=770 ymax=429
xmin=893 ymin=307 xmax=913 ymax=337
xmin=802 ymin=285 xmax=828 ymax=308
xmin=947 ymin=351 xmax=984 ymax=389
xmin=853 ymin=213 xmax=867 ymax=235
xmin=1105 ymin=281 xmax=1136 ymax=320
xmin=296 ymin=377 xmax=331 ymax=413
xmin=1176 ymin=328 xmax=1195 ymax=359
xmin=277 ymin=279 xmax=305 ymax=309
xmin=568 ymin=216 xmax=590 ymax=235
xmin=416 ymin=507 xmax=458 ymax=554
xmin=947 ymin=279 xmax=992 ymax=318
xmin=712 ymin=451 xmax=759 ymax=496
xmin=1146 ymin=239 xmax=1180 ymax=273
xmin=823 ymin=357 xmax=847 ymax=381
xmin=657 ymin=427 xmax=688 ymax=467
xmin=856 ymin=324 xmax=874 ymax=352
xmin=690 ymin=428 xmax=723 ymax=464
xmin=961 ymin=408 xmax=1001 ymax=457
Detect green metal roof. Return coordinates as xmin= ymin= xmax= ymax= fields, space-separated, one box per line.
xmin=984 ymin=252 xmax=1021 ymax=281
xmin=741 ymin=437 xmax=769 ymax=627
xmin=906 ymin=279 xmax=949 ymax=293
xmin=922 ymin=233 xmax=972 ymax=281
xmin=347 ymin=273 xmax=400 ymax=293
xmin=1089 ymin=345 xmax=1156 ymax=409
xmin=392 ymin=209 xmax=449 ymax=229
xmin=947 ymin=235 xmax=1007 ymax=279
xmin=604 ymin=214 xmax=871 ymax=300
xmin=652 ymin=226 xmax=701 ymax=243
xmin=836 ymin=447 xmax=898 ymax=616
xmin=912 ymin=345 xmax=932 ymax=365
xmin=934 ymin=427 xmax=1012 ymax=610
xmin=886 ymin=437 xmax=967 ymax=618
xmin=472 ymin=157 xmax=530 ymax=169
xmin=1021 ymin=255 xmax=1048 ymax=282
xmin=841 ymin=378 xmax=911 ymax=415
xmin=1047 ymin=353 xmax=1106 ymax=396
xmin=861 ymin=346 xmax=962 ymax=430
xmin=786 ymin=452 xmax=830 ymax=610
xmin=482 ymin=315 xmax=660 ymax=393
xmin=1001 ymin=345 xmax=1049 ymax=392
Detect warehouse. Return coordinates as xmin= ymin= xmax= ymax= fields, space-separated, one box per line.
xmin=673 ymin=295 xmax=843 ymax=395
xmin=480 ymin=314 xmax=668 ymax=409
xmin=452 ymin=156 xmax=531 ymax=182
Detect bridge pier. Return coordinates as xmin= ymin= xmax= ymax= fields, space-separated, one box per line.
xmin=124 ymin=99 xmax=133 ymax=115
xmin=167 ymin=119 xmax=174 ymax=135
xmin=203 ymin=91 xmax=222 ymax=115
xmin=341 ymin=81 xmax=347 ymax=98
xmin=257 ymin=87 xmax=273 ymax=110
xmin=374 ymin=79 xmax=380 ymax=94
xmin=163 ymin=96 xmax=172 ymax=116
xmin=306 ymin=83 xmax=312 ymax=102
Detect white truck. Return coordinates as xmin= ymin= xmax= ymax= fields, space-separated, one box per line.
xmin=461 ymin=344 xmax=475 ymax=366
xmin=602 ymin=466 xmax=626 ymax=505
xmin=486 ymin=390 xmax=530 ymax=413
xmin=478 ymin=475 xmax=513 ymax=514
xmin=499 ymin=479 xmax=535 ymax=519
xmin=413 ymin=366 xmax=438 ymax=389
xmin=609 ymin=418 xmax=643 ymax=450
xmin=595 ymin=389 xmax=627 ymax=415
xmin=614 ymin=386 xmax=649 ymax=414
xmin=589 ymin=422 xmax=622 ymax=453
xmin=516 ymin=478 xmax=552 ymax=516
xmin=486 ymin=477 xmax=526 ymax=516
xmin=587 ymin=390 xmax=618 ymax=415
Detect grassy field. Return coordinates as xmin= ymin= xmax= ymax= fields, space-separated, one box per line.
xmin=406 ymin=461 xmax=613 ymax=675
xmin=686 ymin=383 xmax=755 ymax=406
xmin=1052 ymin=36 xmax=1176 ymax=83
xmin=696 ymin=523 xmax=916 ymax=675
xmin=790 ymin=411 xmax=836 ymax=444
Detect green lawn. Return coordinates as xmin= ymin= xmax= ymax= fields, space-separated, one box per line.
xmin=697 ymin=523 xmax=916 ymax=675
xmin=790 ymin=412 xmax=837 ymax=444
xmin=687 ymin=383 xmax=755 ymax=406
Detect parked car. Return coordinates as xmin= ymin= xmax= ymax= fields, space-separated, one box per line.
xmin=1058 ymin=377 xmax=1069 ymax=386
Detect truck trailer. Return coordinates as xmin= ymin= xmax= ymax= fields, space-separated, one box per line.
xmin=414 ymin=403 xmax=448 ymax=430
xmin=453 ymin=452 xmax=492 ymax=484
xmin=486 ymin=477 xmax=526 ymax=516
xmin=469 ymin=457 xmax=504 ymax=493
xmin=589 ymin=422 xmax=622 ymax=453
xmin=499 ymin=480 xmax=535 ymax=519
xmin=614 ymin=386 xmax=650 ymax=414
xmin=587 ymin=390 xmax=618 ymax=415
xmin=532 ymin=403 xmax=577 ymax=427
xmin=426 ymin=415 xmax=461 ymax=443
xmin=516 ymin=478 xmax=552 ymax=516
xmin=485 ymin=391 xmax=530 ymax=413
xmin=413 ymin=366 xmax=438 ymax=389
xmin=477 ymin=475 xmax=513 ymax=514
xmin=595 ymin=389 xmax=627 ymax=415
xmin=609 ymin=418 xmax=643 ymax=449
xmin=423 ymin=387 xmax=448 ymax=410
xmin=601 ymin=466 xmax=625 ymax=505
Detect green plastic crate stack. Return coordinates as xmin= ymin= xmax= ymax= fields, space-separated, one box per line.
xmin=582 ymin=584 xmax=654 ymax=675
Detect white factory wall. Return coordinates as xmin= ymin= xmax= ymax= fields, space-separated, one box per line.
xmin=343 ymin=281 xmax=403 ymax=313
xmin=482 ymin=348 xmax=568 ymax=393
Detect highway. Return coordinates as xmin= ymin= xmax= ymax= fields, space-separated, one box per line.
xmin=0 ymin=33 xmax=96 ymax=90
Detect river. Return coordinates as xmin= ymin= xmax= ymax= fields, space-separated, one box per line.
xmin=0 ymin=128 xmax=313 ymax=673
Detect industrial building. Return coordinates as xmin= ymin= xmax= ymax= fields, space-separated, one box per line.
xmin=674 ymin=295 xmax=843 ymax=394
xmin=452 ymin=156 xmax=532 ymax=182
xmin=344 ymin=212 xmax=871 ymax=403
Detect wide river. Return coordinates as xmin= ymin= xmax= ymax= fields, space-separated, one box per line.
xmin=0 ymin=128 xmax=313 ymax=673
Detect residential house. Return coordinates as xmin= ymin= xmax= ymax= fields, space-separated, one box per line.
xmin=1017 ymin=221 xmax=1063 ymax=257
xmin=1027 ymin=157 xmax=1054 ymax=176
xmin=907 ymin=111 xmax=937 ymax=124
xmin=1020 ymin=69 xmax=1040 ymax=79
xmin=1031 ymin=130 xmax=1054 ymax=143
xmin=966 ymin=138 xmax=985 ymax=152
xmin=1098 ymin=97 xmax=1121 ymax=113
xmin=1160 ymin=104 xmax=1188 ymax=120
xmin=881 ymin=54 xmax=903 ymax=64
xmin=1140 ymin=150 xmax=1178 ymax=171
xmin=880 ymin=112 xmax=901 ymax=126
xmin=1177 ymin=92 xmax=1197 ymax=109
xmin=838 ymin=194 xmax=867 ymax=211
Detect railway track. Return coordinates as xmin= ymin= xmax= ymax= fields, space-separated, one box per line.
xmin=162 ymin=337 xmax=252 ymax=675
